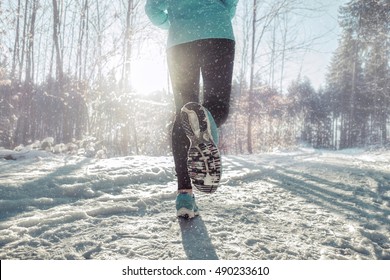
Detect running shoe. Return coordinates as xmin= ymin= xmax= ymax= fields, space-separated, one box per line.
xmin=181 ymin=102 xmax=221 ymax=193
xmin=176 ymin=192 xmax=199 ymax=219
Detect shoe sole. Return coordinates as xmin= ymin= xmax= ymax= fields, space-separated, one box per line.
xmin=177 ymin=207 xmax=198 ymax=219
xmin=181 ymin=102 xmax=221 ymax=193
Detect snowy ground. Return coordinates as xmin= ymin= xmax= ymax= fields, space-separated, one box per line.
xmin=0 ymin=147 xmax=389 ymax=260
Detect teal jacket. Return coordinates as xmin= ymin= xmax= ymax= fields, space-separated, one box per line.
xmin=145 ymin=0 xmax=238 ymax=48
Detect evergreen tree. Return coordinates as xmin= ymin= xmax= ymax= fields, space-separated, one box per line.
xmin=325 ymin=0 xmax=389 ymax=148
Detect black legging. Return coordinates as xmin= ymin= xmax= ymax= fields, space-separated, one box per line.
xmin=167 ymin=39 xmax=235 ymax=190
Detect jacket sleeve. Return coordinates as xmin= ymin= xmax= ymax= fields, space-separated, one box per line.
xmin=221 ymin=0 xmax=239 ymax=19
xmin=145 ymin=0 xmax=169 ymax=29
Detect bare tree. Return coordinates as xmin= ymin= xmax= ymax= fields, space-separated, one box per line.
xmin=122 ymin=0 xmax=135 ymax=92
xmin=11 ymin=0 xmax=21 ymax=82
xmin=52 ymin=0 xmax=63 ymax=83
xmin=25 ymin=0 xmax=38 ymax=85
xmin=239 ymin=0 xmax=328 ymax=153
xmin=247 ymin=0 xmax=287 ymax=153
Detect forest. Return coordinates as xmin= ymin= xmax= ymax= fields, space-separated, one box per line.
xmin=0 ymin=0 xmax=389 ymax=157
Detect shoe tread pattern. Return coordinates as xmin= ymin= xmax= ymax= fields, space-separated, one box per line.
xmin=181 ymin=102 xmax=221 ymax=193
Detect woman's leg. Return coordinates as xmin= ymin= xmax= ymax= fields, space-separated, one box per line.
xmin=167 ymin=42 xmax=200 ymax=191
xmin=200 ymin=39 xmax=235 ymax=127
xmin=167 ymin=39 xmax=235 ymax=191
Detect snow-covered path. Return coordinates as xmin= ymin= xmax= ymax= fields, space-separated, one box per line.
xmin=0 ymin=148 xmax=389 ymax=260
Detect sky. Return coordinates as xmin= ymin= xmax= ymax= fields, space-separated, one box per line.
xmin=130 ymin=0 xmax=345 ymax=95
xmin=290 ymin=0 xmax=344 ymax=90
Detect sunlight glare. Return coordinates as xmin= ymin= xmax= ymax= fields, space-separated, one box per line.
xmin=131 ymin=50 xmax=168 ymax=95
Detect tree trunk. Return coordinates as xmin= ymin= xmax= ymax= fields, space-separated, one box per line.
xmin=25 ymin=0 xmax=38 ymax=86
xmin=247 ymin=0 xmax=257 ymax=154
xmin=122 ymin=0 xmax=134 ymax=92
xmin=52 ymin=0 xmax=63 ymax=83
xmin=11 ymin=0 xmax=21 ymax=82
xmin=18 ymin=0 xmax=29 ymax=82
